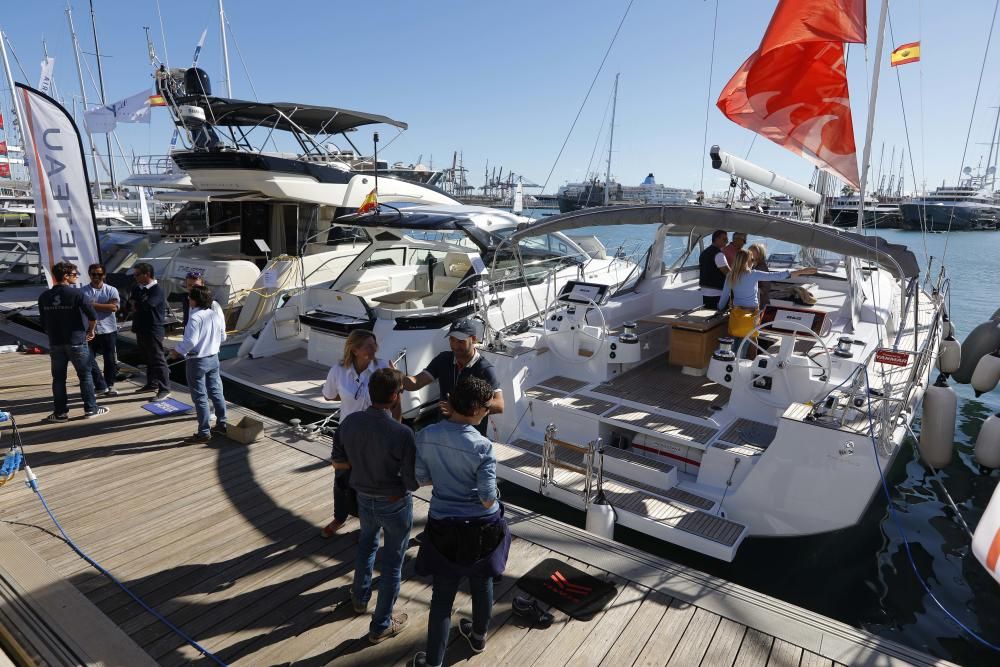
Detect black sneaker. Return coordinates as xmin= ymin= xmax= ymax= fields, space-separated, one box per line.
xmin=135 ymin=385 xmax=155 ymax=394
xmin=407 ymin=652 xmax=430 ymax=667
xmin=104 ymin=387 xmax=119 ymax=397
xmin=44 ymin=413 xmax=68 ymax=423
xmin=183 ymin=433 xmax=212 ymax=445
xmin=83 ymin=406 xmax=110 ymax=419
xmin=211 ymin=422 xmax=228 ymax=436
xmin=154 ymin=389 xmax=172 ymax=401
xmin=458 ymin=618 xmax=486 ymax=653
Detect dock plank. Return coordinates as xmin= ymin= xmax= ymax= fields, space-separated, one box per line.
xmin=0 ymin=349 xmax=962 ymax=667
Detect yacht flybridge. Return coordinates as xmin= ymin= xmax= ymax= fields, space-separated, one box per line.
xmin=221 ymin=204 xmax=640 ymax=415
xmin=481 ymin=205 xmax=944 ymax=562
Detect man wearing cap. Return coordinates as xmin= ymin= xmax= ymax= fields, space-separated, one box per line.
xmin=403 ymin=318 xmax=504 ymax=437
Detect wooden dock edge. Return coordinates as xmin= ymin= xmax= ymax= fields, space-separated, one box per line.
xmin=0 ymin=523 xmax=157 ymax=667
xmin=503 ymin=506 xmax=956 ymax=667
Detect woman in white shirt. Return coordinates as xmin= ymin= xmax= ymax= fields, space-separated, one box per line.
xmin=320 ymin=329 xmax=393 ymax=537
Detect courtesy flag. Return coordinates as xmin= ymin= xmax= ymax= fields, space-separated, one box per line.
xmin=717 ymin=0 xmax=866 ymax=187
xmin=17 ymin=83 xmax=100 ymax=285
xmin=357 ymin=188 xmax=378 ymax=214
xmin=148 ymin=94 xmax=167 ymax=107
xmin=890 ymin=42 xmax=921 ymax=67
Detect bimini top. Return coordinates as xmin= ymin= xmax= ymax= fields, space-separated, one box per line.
xmin=506 ymin=205 xmax=920 ymax=279
xmin=177 ymin=96 xmax=408 ymax=134
xmin=336 ymin=204 xmax=528 ymax=249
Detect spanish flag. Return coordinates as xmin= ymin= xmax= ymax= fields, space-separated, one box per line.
xmin=148 ymin=94 xmax=167 ymax=107
xmin=890 ymin=41 xmax=921 ymax=67
xmin=357 ymin=188 xmax=378 ymax=214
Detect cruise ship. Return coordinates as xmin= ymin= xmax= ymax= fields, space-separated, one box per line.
xmin=557 ymin=173 xmax=694 ymax=213
xmin=899 ymin=184 xmax=1000 ymax=231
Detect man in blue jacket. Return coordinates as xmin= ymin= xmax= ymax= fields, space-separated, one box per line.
xmin=129 ymin=262 xmax=171 ymax=401
xmin=38 ymin=261 xmax=108 ymax=421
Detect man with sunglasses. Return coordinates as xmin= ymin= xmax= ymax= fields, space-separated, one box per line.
xmin=38 ymin=261 xmax=108 ymax=421
xmin=82 ymin=263 xmax=120 ymax=397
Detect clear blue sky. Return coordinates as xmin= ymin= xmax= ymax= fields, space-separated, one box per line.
xmin=1 ymin=1 xmax=997 ymax=195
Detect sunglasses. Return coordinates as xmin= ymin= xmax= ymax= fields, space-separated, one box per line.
xmin=89 ymin=272 xmax=104 ymax=277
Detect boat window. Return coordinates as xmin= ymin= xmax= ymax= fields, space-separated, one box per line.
xmin=364 ymin=247 xmax=406 ymax=267
xmin=405 ymin=230 xmax=480 ymax=250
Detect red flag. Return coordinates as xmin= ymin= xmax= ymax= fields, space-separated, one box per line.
xmin=0 ymin=163 xmax=10 ymax=178
xmin=0 ymin=141 xmax=6 ymax=155
xmin=717 ymin=0 xmax=866 ymax=187
xmin=0 ymin=113 xmax=4 ymax=130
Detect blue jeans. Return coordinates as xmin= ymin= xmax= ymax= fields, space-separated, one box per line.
xmin=89 ymin=332 xmax=118 ymax=391
xmin=353 ymin=493 xmax=413 ymax=634
xmin=425 ymin=574 xmax=493 ymax=666
xmin=185 ymin=355 xmax=227 ymax=436
xmin=50 ymin=343 xmax=97 ymax=415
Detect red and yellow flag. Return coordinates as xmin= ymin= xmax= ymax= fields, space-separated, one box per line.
xmin=357 ymin=188 xmax=378 ymax=214
xmin=890 ymin=42 xmax=921 ymax=67
xmin=148 ymin=94 xmax=167 ymax=107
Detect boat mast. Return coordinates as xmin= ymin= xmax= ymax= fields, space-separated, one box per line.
xmin=88 ymin=0 xmax=115 ymax=192
xmin=66 ymin=6 xmax=102 ymax=198
xmin=856 ymin=0 xmax=891 ymax=233
xmin=0 ymin=31 xmax=18 ymax=175
xmin=218 ymin=0 xmax=233 ymax=97
xmin=603 ymin=73 xmax=619 ymax=207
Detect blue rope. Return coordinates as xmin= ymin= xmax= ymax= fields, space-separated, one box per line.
xmin=4 ymin=415 xmax=229 ymax=666
xmin=862 ymin=368 xmax=1000 ymax=652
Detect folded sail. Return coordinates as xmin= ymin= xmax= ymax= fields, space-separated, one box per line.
xmin=717 ymin=0 xmax=866 ymax=187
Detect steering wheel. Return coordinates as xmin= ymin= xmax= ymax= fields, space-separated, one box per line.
xmin=735 ymin=320 xmax=832 ymax=408
xmin=540 ymin=297 xmax=608 ymax=364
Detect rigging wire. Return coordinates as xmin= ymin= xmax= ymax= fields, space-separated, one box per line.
xmin=540 ymin=0 xmax=635 ymax=193
xmin=944 ymin=0 xmax=1000 ymax=263
xmin=886 ymin=11 xmax=930 ymax=269
xmin=699 ymin=0 xmax=720 ymax=193
xmin=155 ymin=0 xmax=170 ymax=67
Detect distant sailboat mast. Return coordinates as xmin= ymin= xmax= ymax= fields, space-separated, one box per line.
xmin=603 ymin=73 xmax=619 ymax=207
xmin=218 ymin=0 xmax=233 ymax=97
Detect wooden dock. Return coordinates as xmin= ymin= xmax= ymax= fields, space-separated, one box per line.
xmin=0 ymin=349 xmax=956 ymax=666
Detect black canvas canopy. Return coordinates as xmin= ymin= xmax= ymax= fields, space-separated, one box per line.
xmin=178 ymin=95 xmax=407 ymax=134
xmin=508 ymin=205 xmax=920 ymax=279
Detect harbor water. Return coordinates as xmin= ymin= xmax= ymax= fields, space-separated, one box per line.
xmin=497 ymin=222 xmax=1000 ymax=666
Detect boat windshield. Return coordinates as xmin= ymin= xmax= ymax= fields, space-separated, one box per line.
xmin=489 ymin=229 xmax=591 ymax=283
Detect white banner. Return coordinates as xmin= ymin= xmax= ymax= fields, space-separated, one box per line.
xmin=38 ymin=56 xmax=55 ymax=95
xmin=84 ymin=88 xmax=153 ymax=134
xmin=17 ymin=84 xmax=100 ymax=286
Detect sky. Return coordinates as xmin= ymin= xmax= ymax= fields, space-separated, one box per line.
xmin=1 ymin=0 xmax=998 ymax=196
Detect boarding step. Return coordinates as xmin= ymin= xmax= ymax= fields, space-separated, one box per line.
xmin=505 ymin=440 xmax=714 ymax=514
xmin=493 ymin=440 xmax=747 ymax=561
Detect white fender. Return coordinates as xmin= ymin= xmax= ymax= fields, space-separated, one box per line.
xmin=585 ymin=491 xmax=615 ymax=539
xmin=975 ymin=413 xmax=1000 ymax=468
xmin=971 ymin=352 xmax=1000 ymax=397
xmin=919 ymin=375 xmax=957 ymax=468
xmin=936 ymin=335 xmax=961 ymax=375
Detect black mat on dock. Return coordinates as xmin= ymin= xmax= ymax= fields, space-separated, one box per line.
xmin=516 ymin=557 xmax=617 ymax=621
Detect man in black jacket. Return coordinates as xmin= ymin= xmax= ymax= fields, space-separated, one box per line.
xmin=129 ymin=262 xmax=171 ymax=400
xmin=698 ymin=229 xmax=731 ymax=309
xmin=38 ymin=261 xmax=108 ymax=421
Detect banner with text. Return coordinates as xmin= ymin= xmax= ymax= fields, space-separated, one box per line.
xmin=17 ymin=83 xmax=100 ymax=285
xmin=38 ymin=56 xmax=55 ymax=95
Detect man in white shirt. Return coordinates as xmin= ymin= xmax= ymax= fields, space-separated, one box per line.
xmin=81 ymin=263 xmax=121 ymax=396
xmin=169 ymin=285 xmax=228 ymax=445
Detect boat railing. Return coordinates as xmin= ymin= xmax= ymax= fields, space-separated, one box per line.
xmin=540 ymin=424 xmax=598 ymax=503
xmin=131 ymin=154 xmax=183 ymax=176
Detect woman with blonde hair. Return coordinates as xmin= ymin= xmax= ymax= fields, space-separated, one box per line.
xmin=719 ymin=249 xmax=816 ymax=341
xmin=748 ymin=243 xmax=772 ymax=306
xmin=319 ymin=329 xmax=394 ymax=537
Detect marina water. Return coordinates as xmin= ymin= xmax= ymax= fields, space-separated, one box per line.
xmin=497 ymin=221 xmax=1000 ymax=665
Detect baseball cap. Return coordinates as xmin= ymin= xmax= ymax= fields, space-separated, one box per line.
xmin=446 ymin=318 xmax=483 ymax=341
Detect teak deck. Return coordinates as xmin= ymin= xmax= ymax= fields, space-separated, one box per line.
xmin=0 ymin=349 xmax=954 ymax=666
